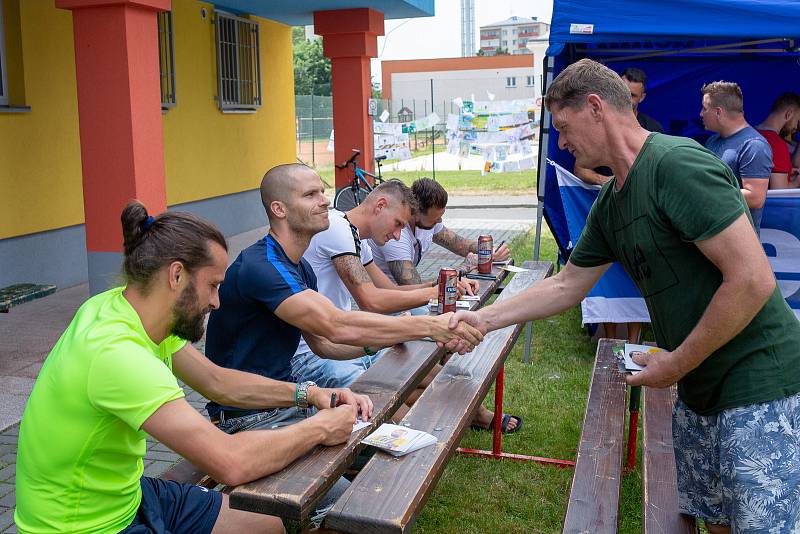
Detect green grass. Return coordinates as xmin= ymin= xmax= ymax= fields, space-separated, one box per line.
xmin=318 ymin=167 xmax=537 ymax=196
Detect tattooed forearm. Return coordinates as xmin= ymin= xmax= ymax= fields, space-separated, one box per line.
xmin=333 ymin=255 xmax=373 ymax=286
xmin=433 ymin=227 xmax=476 ymax=257
xmin=388 ymin=260 xmax=423 ymax=285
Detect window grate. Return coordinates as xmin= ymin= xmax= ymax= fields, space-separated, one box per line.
xmin=157 ymin=11 xmax=176 ymax=108
xmin=215 ymin=11 xmax=261 ymax=111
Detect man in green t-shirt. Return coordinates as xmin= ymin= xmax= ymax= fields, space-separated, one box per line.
xmin=15 ymin=202 xmax=373 ymax=534
xmin=450 ymin=59 xmax=800 ymax=532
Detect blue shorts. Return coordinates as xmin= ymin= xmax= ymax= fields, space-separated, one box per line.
xmin=673 ymin=393 xmax=800 ymax=531
xmin=120 ymin=476 xmax=222 ymax=534
xmin=290 ymin=349 xmax=386 ymax=389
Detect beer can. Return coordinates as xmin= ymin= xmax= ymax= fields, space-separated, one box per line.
xmin=437 ymin=268 xmax=458 ymax=314
xmin=477 ymin=235 xmax=493 ymax=274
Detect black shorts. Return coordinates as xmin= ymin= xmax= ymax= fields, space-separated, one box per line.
xmin=119 ymin=476 xmax=222 ymax=534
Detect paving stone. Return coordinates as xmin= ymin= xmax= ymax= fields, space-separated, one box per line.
xmin=0 ymin=455 xmax=15 ymax=466
xmin=148 ymin=441 xmax=175 ymax=453
xmin=5 ymin=523 xmax=18 ymax=533
xmin=0 ymin=483 xmax=13 ymax=499
xmin=0 ymin=465 xmax=13 ymax=483
xmin=144 ymin=450 xmax=181 ymax=463
xmin=0 ymin=508 xmax=13 ymax=531
xmin=0 ymin=490 xmax=14 ymax=508
xmin=143 ymin=460 xmax=174 ymax=478
xmin=0 ymin=438 xmax=16 ymax=447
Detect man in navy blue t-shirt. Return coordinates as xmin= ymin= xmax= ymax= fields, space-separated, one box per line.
xmin=205 ymin=163 xmax=482 ymax=432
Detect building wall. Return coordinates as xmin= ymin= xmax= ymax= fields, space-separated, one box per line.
xmin=390 ymin=67 xmax=535 ymax=105
xmin=0 ymin=0 xmax=295 ymax=288
xmin=381 ymin=55 xmax=534 ymax=102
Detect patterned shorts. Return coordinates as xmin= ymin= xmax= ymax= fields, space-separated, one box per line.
xmin=672 ymin=393 xmax=800 ymax=533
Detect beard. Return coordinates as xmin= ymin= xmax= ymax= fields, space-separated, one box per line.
xmin=170 ymin=279 xmax=209 ymax=343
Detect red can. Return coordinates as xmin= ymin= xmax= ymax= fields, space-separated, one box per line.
xmin=437 ymin=268 xmax=458 ymax=314
xmin=477 ymin=235 xmax=493 ymax=274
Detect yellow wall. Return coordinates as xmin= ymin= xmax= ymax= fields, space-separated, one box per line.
xmin=0 ymin=0 xmax=296 ymax=240
xmin=0 ymin=0 xmax=83 ymax=240
xmin=163 ymin=1 xmax=296 ymax=205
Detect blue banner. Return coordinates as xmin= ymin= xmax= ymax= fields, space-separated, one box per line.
xmin=761 ymin=190 xmax=800 ymax=319
xmin=550 ymin=160 xmax=650 ymax=325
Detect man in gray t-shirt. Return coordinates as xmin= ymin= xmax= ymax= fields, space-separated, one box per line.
xmin=701 ymin=81 xmax=772 ymax=234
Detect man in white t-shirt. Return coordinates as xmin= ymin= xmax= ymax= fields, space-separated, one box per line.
xmin=366 ymin=178 xmax=521 ymax=433
xmin=369 ymin=178 xmax=511 ymax=287
xmin=292 ymin=180 xmax=442 ymax=388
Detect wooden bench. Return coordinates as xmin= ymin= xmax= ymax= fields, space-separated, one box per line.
xmin=323 ymin=261 xmax=554 ymax=534
xmin=562 ymin=340 xmax=697 ymax=533
xmin=161 ymin=263 xmax=512 ymax=521
xmin=0 ymin=283 xmax=56 ymax=312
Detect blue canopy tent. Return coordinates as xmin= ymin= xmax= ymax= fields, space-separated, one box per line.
xmin=536 ymin=0 xmax=800 ymax=258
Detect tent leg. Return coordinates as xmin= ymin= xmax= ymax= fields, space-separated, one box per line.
xmin=524 ymin=202 xmax=544 ymax=364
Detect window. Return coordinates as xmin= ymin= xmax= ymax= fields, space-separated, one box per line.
xmin=526 ymin=76 xmax=535 ymax=87
xmin=157 ymin=11 xmax=176 ymax=109
xmin=0 ymin=5 xmax=7 ymax=106
xmin=215 ymin=11 xmax=261 ymax=111
xmin=506 ymin=77 xmax=516 ymax=88
xmin=501 ymin=40 xmax=507 ymax=46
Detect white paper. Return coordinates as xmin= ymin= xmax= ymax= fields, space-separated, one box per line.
xmin=379 ymin=109 xmax=390 ymax=122
xmin=352 ymin=420 xmax=371 ymax=433
xmin=453 ymin=97 xmax=464 ymax=108
xmin=500 ymin=264 xmax=529 ymax=273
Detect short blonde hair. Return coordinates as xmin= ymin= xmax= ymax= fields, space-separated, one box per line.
xmin=702 ymin=81 xmax=743 ymax=114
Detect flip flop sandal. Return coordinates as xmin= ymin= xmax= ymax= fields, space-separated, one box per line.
xmin=471 ymin=413 xmax=523 ymax=434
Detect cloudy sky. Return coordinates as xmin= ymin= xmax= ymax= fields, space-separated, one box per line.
xmin=370 ymin=0 xmax=554 ymax=86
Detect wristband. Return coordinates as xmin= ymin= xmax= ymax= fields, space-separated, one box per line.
xmin=296 ymin=381 xmax=317 ymax=409
xmin=363 ymin=346 xmax=377 ymax=356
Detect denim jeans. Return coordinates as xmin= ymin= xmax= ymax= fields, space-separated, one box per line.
xmin=290 ymin=349 xmax=386 ymax=389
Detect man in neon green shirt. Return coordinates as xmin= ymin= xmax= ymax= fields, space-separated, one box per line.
xmin=15 ymin=201 xmax=372 ymax=533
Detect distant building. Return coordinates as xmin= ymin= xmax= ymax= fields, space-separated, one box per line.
xmin=381 ymin=55 xmax=535 ymax=110
xmin=479 ymin=16 xmax=550 ymax=56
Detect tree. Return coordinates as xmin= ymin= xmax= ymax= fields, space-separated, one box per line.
xmin=476 ymin=49 xmax=486 ymax=56
xmin=495 ymin=47 xmax=511 ymax=56
xmin=292 ymin=27 xmax=331 ymax=96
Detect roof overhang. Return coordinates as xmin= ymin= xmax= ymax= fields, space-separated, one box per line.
xmin=208 ymin=0 xmax=434 ymax=25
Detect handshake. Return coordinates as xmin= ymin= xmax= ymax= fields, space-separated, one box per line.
xmin=426 ymin=310 xmax=488 ymax=354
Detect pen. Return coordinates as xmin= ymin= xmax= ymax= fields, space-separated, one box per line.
xmin=329 ymin=392 xmax=337 ymax=408
xmin=495 ymin=240 xmax=506 ymax=250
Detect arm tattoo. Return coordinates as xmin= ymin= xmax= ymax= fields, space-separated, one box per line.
xmin=333 ymin=255 xmax=373 ymax=287
xmin=388 ymin=260 xmax=423 ymax=285
xmin=433 ymin=227 xmax=476 ymax=257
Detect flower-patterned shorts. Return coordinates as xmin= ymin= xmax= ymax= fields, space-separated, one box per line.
xmin=672 ymin=393 xmax=800 ymax=533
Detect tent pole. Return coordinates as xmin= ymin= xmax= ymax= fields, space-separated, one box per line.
xmin=525 ymin=54 xmax=554 ymax=364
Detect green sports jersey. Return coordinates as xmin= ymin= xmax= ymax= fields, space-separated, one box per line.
xmin=570 ymin=133 xmax=800 ymax=415
xmin=15 ymin=287 xmax=186 ymax=533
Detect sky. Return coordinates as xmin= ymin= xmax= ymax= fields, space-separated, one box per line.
xmin=370 ymin=0 xmax=554 ymax=87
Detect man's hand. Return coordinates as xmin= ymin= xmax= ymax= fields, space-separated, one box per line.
xmin=447 ymin=310 xmax=489 ymax=336
xmin=456 ymin=278 xmax=480 ymax=297
xmin=492 ymin=243 xmax=511 ymax=262
xmin=462 ymin=253 xmax=478 ymax=272
xmin=310 ymin=386 xmax=373 ymax=421
xmin=624 ymin=350 xmax=687 ymax=388
xmin=429 ymin=313 xmax=483 ymax=354
xmin=309 ymin=405 xmax=357 ymax=446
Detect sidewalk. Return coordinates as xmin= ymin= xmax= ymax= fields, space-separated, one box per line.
xmin=0 ymin=212 xmax=532 ymax=532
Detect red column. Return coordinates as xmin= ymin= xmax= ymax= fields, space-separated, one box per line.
xmin=314 ymin=8 xmax=384 ymax=188
xmin=56 ymin=0 xmax=169 ymax=294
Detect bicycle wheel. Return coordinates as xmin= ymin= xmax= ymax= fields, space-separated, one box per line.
xmin=333 ymin=186 xmax=370 ymax=211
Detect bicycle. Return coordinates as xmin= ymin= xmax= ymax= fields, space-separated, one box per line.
xmin=332 ymin=149 xmax=386 ymax=212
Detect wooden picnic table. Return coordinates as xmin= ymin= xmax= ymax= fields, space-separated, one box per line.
xmin=227 ymin=263 xmax=513 ymax=521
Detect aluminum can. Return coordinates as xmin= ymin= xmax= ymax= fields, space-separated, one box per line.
xmin=477 ymin=235 xmax=493 ymax=274
xmin=437 ymin=268 xmax=458 ymax=314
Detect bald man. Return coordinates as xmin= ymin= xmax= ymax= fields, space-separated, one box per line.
xmin=204 ymin=163 xmax=482 ymax=434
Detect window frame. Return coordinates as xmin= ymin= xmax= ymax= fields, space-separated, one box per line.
xmin=526 ymin=75 xmax=535 ymax=87
xmin=506 ymin=76 xmax=517 ymax=88
xmin=0 ymin=5 xmax=8 ymax=106
xmin=214 ymin=10 xmax=262 ymax=112
xmin=157 ymin=10 xmax=176 ymax=109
